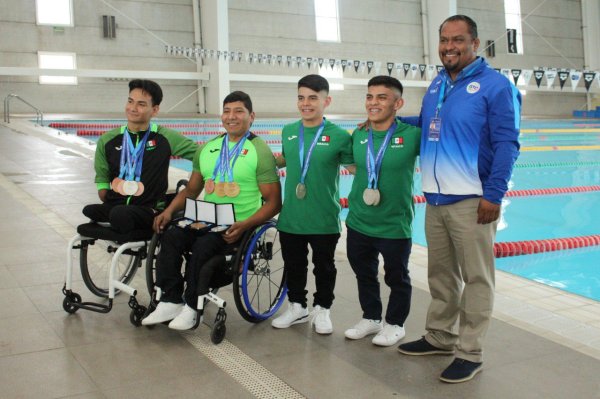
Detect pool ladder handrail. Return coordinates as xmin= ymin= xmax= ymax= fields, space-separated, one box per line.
xmin=3 ymin=94 xmax=44 ymax=126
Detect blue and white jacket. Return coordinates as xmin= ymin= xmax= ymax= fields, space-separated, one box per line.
xmin=418 ymin=57 xmax=521 ymax=205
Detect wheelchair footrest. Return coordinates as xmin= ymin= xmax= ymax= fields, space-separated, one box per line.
xmin=72 ymin=299 xmax=113 ymax=313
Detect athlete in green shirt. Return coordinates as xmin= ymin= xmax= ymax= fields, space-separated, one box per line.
xmin=344 ymin=76 xmax=421 ymax=347
xmin=142 ymin=91 xmax=281 ymax=330
xmin=272 ymin=75 xmax=353 ymax=334
xmin=82 ymin=79 xmax=197 ymax=235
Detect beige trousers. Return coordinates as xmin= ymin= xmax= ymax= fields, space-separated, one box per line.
xmin=423 ymin=198 xmax=498 ymax=363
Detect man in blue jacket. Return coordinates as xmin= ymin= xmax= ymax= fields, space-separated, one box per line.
xmin=397 ymin=15 xmax=521 ymax=383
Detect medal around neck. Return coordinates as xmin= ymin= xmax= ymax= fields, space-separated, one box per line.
xmin=204 ymin=179 xmax=215 ymax=194
xmin=296 ymin=182 xmax=307 ymax=199
xmin=122 ymin=180 xmax=139 ymax=196
xmin=134 ymin=182 xmax=145 ymax=196
xmin=363 ymin=188 xmax=381 ymax=206
xmin=111 ymin=177 xmax=124 ymax=194
xmin=214 ymin=182 xmax=226 ymax=197
xmin=225 ymin=182 xmax=240 ymax=197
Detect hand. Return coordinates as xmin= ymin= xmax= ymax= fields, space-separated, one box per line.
xmin=357 ymin=119 xmax=370 ymax=131
xmin=153 ymin=211 xmax=172 ymax=233
xmin=223 ymin=221 xmax=246 ymax=244
xmin=477 ymin=198 xmax=500 ymax=224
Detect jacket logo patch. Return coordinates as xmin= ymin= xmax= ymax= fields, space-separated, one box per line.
xmin=466 ymin=82 xmax=480 ymax=94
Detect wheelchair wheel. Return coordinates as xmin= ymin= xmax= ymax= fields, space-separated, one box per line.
xmin=211 ymin=320 xmax=226 ymax=344
xmin=79 ymin=239 xmax=141 ymax=298
xmin=62 ymin=293 xmax=82 ymax=314
xmin=145 ymin=233 xmax=161 ymax=295
xmin=232 ymin=221 xmax=287 ymax=323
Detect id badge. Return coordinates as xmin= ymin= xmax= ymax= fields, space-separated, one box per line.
xmin=428 ymin=117 xmax=441 ymax=141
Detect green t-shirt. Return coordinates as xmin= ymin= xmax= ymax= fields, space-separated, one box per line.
xmin=277 ymin=119 xmax=353 ymax=234
xmin=346 ymin=122 xmax=421 ymax=239
xmin=193 ymin=133 xmax=279 ymax=222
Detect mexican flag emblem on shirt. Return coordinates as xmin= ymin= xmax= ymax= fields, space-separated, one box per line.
xmin=320 ymin=135 xmax=330 ymax=142
xmin=393 ymin=137 xmax=403 ymax=145
xmin=146 ymin=139 xmax=157 ymax=148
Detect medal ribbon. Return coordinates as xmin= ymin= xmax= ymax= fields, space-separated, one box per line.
xmin=211 ymin=131 xmax=250 ymax=183
xmin=366 ymin=122 xmax=396 ymax=190
xmin=298 ymin=119 xmax=326 ymax=185
xmin=118 ymin=124 xmax=153 ymax=182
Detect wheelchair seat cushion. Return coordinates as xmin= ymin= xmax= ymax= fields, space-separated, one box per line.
xmin=77 ymin=222 xmax=154 ymax=243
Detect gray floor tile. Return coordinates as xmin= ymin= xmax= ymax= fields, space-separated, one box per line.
xmin=0 ymin=313 xmax=64 ymax=356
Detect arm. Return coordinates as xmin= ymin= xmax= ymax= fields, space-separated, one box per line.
xmin=94 ymin=135 xmax=112 ymax=201
xmin=164 ymin=127 xmax=199 ymax=161
xmin=223 ymin=181 xmax=282 ymax=244
xmin=153 ymin=171 xmax=205 ymax=232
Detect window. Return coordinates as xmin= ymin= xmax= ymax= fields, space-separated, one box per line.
xmin=314 ymin=0 xmax=340 ymax=42
xmin=36 ymin=0 xmax=73 ymax=26
xmin=504 ymin=0 xmax=523 ymax=54
xmin=38 ymin=52 xmax=77 ymax=85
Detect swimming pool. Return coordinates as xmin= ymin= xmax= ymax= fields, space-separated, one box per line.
xmin=48 ymin=118 xmax=600 ymax=302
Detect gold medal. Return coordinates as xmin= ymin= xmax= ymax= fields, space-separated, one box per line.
xmin=296 ymin=183 xmax=306 ymax=199
xmin=225 ymin=182 xmax=240 ymax=197
xmin=205 ymin=179 xmax=215 ymax=194
xmin=214 ymin=182 xmax=226 ymax=197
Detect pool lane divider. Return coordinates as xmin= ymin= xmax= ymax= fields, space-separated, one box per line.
xmin=493 ymin=235 xmax=600 ymax=258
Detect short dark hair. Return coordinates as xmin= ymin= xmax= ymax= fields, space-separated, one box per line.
xmin=367 ymin=75 xmax=403 ymax=97
xmin=439 ymin=15 xmax=478 ymax=39
xmin=223 ymin=91 xmax=253 ymax=113
xmin=128 ymin=79 xmax=163 ymax=106
xmin=298 ymin=74 xmax=329 ymax=94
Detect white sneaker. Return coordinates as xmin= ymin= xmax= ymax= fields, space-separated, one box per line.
xmin=168 ymin=304 xmax=198 ymax=331
xmin=344 ymin=318 xmax=383 ymax=340
xmin=372 ymin=324 xmax=405 ymax=347
xmin=309 ymin=305 xmax=333 ymax=335
xmin=271 ymin=302 xmax=309 ymax=329
xmin=141 ymin=301 xmax=183 ymax=325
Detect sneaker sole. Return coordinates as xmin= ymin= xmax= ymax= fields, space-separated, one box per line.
xmin=397 ymin=348 xmax=454 ymax=356
xmin=315 ymin=327 xmax=333 ymax=335
xmin=344 ymin=329 xmax=382 ymax=340
xmin=439 ymin=366 xmax=482 ymax=383
xmin=271 ymin=315 xmax=309 ymax=329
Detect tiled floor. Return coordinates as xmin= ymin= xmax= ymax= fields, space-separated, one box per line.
xmin=1 ymin=119 xmax=599 ymax=399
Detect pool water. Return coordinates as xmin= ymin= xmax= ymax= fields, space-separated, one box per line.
xmin=49 ymin=118 xmax=600 ymax=301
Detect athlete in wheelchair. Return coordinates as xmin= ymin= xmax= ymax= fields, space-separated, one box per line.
xmin=61 ymin=79 xmax=197 ymax=317
xmin=142 ymin=91 xmax=283 ymax=342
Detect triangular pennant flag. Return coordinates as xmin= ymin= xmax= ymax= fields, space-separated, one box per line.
xmin=511 ymin=69 xmax=522 ymax=85
xmin=307 ymin=57 xmax=312 ymax=69
xmin=387 ymin=62 xmax=394 ymax=76
xmin=248 ymin=53 xmax=255 ymax=63
xmin=569 ymin=70 xmax=581 ymax=91
xmin=367 ymin=61 xmax=374 ymax=74
xmin=410 ymin=64 xmax=418 ymax=79
xmin=354 ymin=60 xmax=360 ymax=73
xmin=360 ymin=61 xmax=367 ymax=74
xmin=217 ymin=50 xmax=222 ymax=59
xmin=519 ymin=69 xmax=532 ymax=86
xmin=583 ymin=71 xmax=596 ymax=92
xmin=426 ymin=65 xmax=436 ymax=80
xmin=267 ymin=54 xmax=272 ymax=65
xmin=318 ymin=58 xmax=324 ymax=69
xmin=335 ymin=59 xmax=341 ymax=70
xmin=329 ymin=58 xmax=336 ymax=70
xmin=276 ymin=55 xmax=282 ymax=65
xmin=286 ymin=55 xmax=292 ymax=67
xmin=341 ymin=59 xmax=348 ymax=72
xmin=301 ymin=57 xmax=307 ymax=68
xmin=436 ymin=65 xmax=444 ymax=74
xmin=419 ymin=64 xmax=426 ymax=79
xmin=395 ymin=63 xmax=403 ymax=77
xmin=296 ymin=56 xmax=302 ymax=68
xmin=403 ymin=63 xmax=410 ymax=77
xmin=534 ymin=70 xmax=544 ymax=88
xmin=558 ymin=70 xmax=569 ymax=90
xmin=257 ymin=53 xmax=263 ymax=63
xmin=546 ymin=69 xmax=557 ymax=88
xmin=237 ymin=51 xmax=243 ymax=62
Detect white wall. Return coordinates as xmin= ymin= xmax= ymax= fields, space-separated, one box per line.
xmin=0 ymin=0 xmax=592 ymax=118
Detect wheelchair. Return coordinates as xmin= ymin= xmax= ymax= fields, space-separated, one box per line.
xmin=144 ymin=218 xmax=288 ymax=344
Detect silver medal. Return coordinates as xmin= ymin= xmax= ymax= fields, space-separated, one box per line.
xmin=372 ymin=188 xmax=381 ymax=206
xmin=296 ymin=183 xmax=307 ymax=199
xmin=363 ymin=188 xmax=381 ymax=206
xmin=122 ymin=180 xmax=139 ymax=196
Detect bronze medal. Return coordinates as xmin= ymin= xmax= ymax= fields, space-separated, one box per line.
xmin=205 ymin=179 xmax=215 ymax=194
xmin=134 ymin=182 xmax=145 ymax=196
xmin=225 ymin=182 xmax=240 ymax=197
xmin=296 ymin=183 xmax=307 ymax=199
xmin=214 ymin=182 xmax=226 ymax=197
xmin=111 ymin=178 xmax=124 ymax=194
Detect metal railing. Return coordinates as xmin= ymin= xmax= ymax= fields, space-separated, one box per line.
xmin=3 ymin=94 xmax=44 ymax=126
